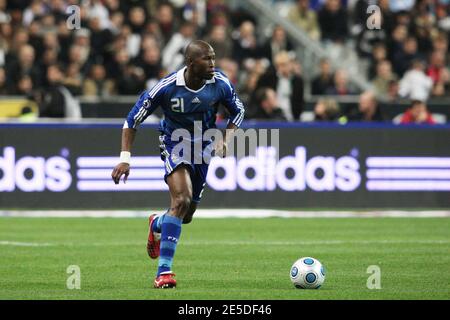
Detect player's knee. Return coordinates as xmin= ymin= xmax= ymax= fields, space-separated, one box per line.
xmin=173 ymin=193 xmax=192 ymax=216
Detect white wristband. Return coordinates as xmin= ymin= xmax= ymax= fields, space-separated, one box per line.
xmin=120 ymin=151 xmax=131 ymax=164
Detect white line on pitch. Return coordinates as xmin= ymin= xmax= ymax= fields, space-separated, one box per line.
xmin=2 ymin=239 xmax=448 ymax=248
xmin=0 ymin=241 xmax=54 ymax=247
xmin=1 ymin=210 xmax=450 ymax=218
xmin=29 ymin=239 xmax=449 ymax=247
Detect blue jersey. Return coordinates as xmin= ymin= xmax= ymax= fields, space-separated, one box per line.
xmin=124 ymin=67 xmax=245 ymax=136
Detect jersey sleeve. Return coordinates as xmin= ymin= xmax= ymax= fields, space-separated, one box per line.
xmin=123 ymin=83 xmax=165 ymax=129
xmin=216 ymin=72 xmax=245 ymax=127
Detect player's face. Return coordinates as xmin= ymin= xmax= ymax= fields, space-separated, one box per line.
xmin=193 ymin=48 xmax=216 ymax=80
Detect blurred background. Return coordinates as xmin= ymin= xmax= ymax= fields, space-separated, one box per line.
xmin=0 ymin=0 xmax=449 ymax=210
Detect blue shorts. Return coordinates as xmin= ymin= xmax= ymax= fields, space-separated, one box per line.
xmin=159 ymin=134 xmax=210 ymax=203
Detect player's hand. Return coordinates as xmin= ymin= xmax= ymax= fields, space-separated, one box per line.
xmin=111 ymin=163 xmax=130 ymax=184
xmin=215 ymin=141 xmax=228 ymax=158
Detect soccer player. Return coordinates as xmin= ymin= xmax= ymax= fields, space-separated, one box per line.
xmin=111 ymin=40 xmax=245 ymax=288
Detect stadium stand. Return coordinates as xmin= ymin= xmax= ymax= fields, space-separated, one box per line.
xmin=0 ymin=0 xmax=448 ymax=123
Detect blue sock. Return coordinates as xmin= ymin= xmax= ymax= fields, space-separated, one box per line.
xmin=157 ymin=215 xmax=182 ymax=276
xmin=151 ymin=210 xmax=168 ymax=233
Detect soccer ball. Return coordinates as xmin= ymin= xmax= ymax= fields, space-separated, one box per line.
xmin=290 ymin=257 xmax=325 ymax=289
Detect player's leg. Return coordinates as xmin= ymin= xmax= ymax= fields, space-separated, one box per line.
xmin=183 ymin=163 xmax=208 ymax=224
xmin=166 ymin=165 xmax=193 ymax=221
xmin=148 ymin=134 xmax=182 ymax=258
xmin=154 ymin=165 xmax=193 ymax=288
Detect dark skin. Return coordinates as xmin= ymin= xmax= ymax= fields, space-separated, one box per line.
xmin=111 ymin=40 xmax=238 ymax=224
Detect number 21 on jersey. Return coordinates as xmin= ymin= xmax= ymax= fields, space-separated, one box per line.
xmin=171 ymin=98 xmax=184 ymax=113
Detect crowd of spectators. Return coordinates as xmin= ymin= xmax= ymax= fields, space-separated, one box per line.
xmin=0 ymin=0 xmax=448 ymax=123
xmin=287 ymin=0 xmax=449 ymax=124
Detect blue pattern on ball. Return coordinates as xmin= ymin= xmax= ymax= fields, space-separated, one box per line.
xmin=291 ymin=266 xmax=298 ymax=277
xmin=303 ymin=258 xmax=314 ymax=265
xmin=306 ymin=272 xmax=317 ymax=283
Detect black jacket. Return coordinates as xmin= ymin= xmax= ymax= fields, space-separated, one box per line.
xmin=256 ymin=68 xmax=304 ymax=120
xmin=38 ymin=85 xmax=65 ymax=117
xmin=252 ymin=107 xmax=287 ymax=121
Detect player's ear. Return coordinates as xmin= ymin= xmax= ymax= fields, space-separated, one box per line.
xmin=186 ymin=56 xmax=193 ymax=67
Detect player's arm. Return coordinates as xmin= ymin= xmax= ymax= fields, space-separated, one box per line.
xmin=216 ymin=73 xmax=245 ymax=157
xmin=218 ymin=122 xmax=238 ymax=157
xmin=111 ymin=89 xmax=160 ymax=184
xmin=111 ymin=128 xmax=136 ymax=184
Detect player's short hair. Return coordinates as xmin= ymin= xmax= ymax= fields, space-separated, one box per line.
xmin=184 ymin=40 xmax=212 ymax=61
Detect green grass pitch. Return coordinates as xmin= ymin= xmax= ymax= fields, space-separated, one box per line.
xmin=0 ymin=217 xmax=449 ymax=300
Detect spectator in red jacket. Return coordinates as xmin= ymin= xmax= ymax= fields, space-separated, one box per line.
xmin=427 ymin=50 xmax=450 ymax=97
xmin=400 ymin=100 xmax=436 ymax=124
